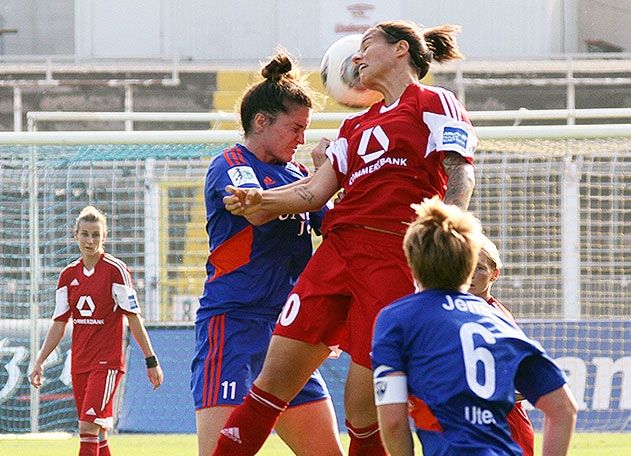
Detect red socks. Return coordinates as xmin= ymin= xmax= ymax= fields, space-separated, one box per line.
xmin=79 ymin=433 xmax=99 ymax=456
xmin=212 ymin=384 xmax=288 ymax=455
xmin=99 ymin=439 xmax=112 ymax=456
xmin=347 ymin=420 xmax=388 ymax=456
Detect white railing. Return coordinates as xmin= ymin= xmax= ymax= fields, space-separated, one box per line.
xmin=23 ymin=108 xmax=631 ymax=133
xmin=2 ymin=123 xmax=631 ymax=145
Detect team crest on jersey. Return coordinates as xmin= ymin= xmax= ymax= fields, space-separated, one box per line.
xmin=227 ymin=166 xmax=260 ymax=187
xmin=443 ymin=126 xmax=468 ymax=148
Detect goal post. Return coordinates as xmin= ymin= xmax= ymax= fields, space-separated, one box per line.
xmin=0 ymin=125 xmax=629 ymax=433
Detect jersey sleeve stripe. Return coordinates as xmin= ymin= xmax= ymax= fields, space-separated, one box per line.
xmin=444 ymin=91 xmax=463 ymax=121
xmin=59 ymin=258 xmax=81 ymax=275
xmin=228 ymin=146 xmax=239 ymax=165
xmin=233 ymin=146 xmax=247 ymax=165
xmin=223 ymin=149 xmax=235 ymax=167
xmin=103 ymin=254 xmax=133 ymax=288
xmin=226 ymin=146 xmax=246 ymax=166
xmin=436 ymin=90 xmax=454 ymax=119
xmin=427 ymin=85 xmax=464 ymax=122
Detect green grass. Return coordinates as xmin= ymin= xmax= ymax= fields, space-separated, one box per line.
xmin=1 ymin=432 xmax=630 ymax=455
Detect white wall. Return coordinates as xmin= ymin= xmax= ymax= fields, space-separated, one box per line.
xmin=0 ymin=0 xmax=73 ymax=55
xmin=73 ymin=0 xmax=569 ymax=61
xmin=4 ymin=0 xmax=629 ymax=60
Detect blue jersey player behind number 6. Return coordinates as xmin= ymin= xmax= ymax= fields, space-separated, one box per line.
xmin=190 ymin=52 xmax=343 ymax=455
xmin=371 ymin=196 xmax=578 ymax=456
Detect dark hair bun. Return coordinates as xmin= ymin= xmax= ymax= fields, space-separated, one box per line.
xmin=261 ymin=53 xmax=293 ymax=81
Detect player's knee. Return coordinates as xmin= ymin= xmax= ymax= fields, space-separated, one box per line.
xmin=78 ymin=420 xmax=101 ymax=435
xmin=344 ymin=398 xmax=378 ymax=425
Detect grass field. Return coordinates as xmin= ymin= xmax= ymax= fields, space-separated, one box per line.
xmin=1 ymin=433 xmax=630 ymax=455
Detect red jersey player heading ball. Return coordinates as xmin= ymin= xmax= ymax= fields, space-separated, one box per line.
xmin=217 ymin=20 xmax=477 ymax=455
xmin=29 ymin=205 xmax=163 ymax=456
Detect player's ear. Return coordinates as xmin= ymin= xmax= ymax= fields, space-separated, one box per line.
xmin=395 ymin=39 xmax=409 ymax=57
xmin=490 ymin=268 xmax=500 ymax=283
xmin=252 ymin=112 xmax=269 ymax=132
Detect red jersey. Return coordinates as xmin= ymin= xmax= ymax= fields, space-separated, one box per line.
xmin=487 ymin=296 xmax=535 ymax=456
xmin=53 ymin=252 xmax=141 ymax=374
xmin=324 ymin=83 xmax=477 ymax=234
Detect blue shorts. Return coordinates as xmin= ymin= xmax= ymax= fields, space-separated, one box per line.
xmin=191 ymin=313 xmax=330 ymax=410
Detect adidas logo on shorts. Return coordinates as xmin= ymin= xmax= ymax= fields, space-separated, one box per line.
xmin=220 ymin=427 xmax=242 ymax=444
xmin=86 ymin=407 xmax=96 ymax=416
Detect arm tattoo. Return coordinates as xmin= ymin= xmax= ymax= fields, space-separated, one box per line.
xmin=295 ymin=186 xmax=315 ymax=204
xmin=442 ymin=152 xmax=475 ymax=210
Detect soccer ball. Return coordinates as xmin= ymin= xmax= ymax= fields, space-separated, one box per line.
xmin=320 ymin=34 xmax=382 ymax=108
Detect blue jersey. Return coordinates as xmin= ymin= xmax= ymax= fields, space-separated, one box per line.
xmin=372 ymin=289 xmax=567 ymax=456
xmin=197 ymin=144 xmax=326 ymax=322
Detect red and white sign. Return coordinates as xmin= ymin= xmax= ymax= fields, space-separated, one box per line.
xmin=320 ymin=0 xmax=403 ymax=51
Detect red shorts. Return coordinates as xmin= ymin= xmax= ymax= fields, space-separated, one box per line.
xmin=72 ymin=369 xmax=123 ymax=429
xmin=507 ymin=402 xmax=534 ymax=456
xmin=274 ymin=225 xmax=414 ymax=368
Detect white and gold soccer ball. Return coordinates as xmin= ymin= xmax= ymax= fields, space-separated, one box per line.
xmin=319 ymin=34 xmax=382 ymax=108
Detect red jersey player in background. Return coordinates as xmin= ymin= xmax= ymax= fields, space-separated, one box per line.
xmin=29 ymin=206 xmax=163 ymax=456
xmin=468 ymin=234 xmax=535 ymax=456
xmin=216 ymin=20 xmax=477 ymax=455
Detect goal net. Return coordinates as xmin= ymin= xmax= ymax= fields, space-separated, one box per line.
xmin=0 ymin=128 xmax=629 ymax=433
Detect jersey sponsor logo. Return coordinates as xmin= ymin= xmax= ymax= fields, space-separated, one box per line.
xmin=348 ymin=156 xmax=408 ymax=186
xmin=70 ymin=278 xmax=79 ymax=286
xmin=357 ymin=125 xmax=389 ymax=163
xmin=77 ymin=296 xmax=96 ymax=317
xmin=73 ymin=318 xmax=105 ymax=325
xmin=443 ymin=126 xmax=468 ymax=148
xmin=227 ymin=166 xmax=260 ymax=187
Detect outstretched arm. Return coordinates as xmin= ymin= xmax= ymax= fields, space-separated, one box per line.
xmin=224 ymin=160 xmax=339 ymax=223
xmin=29 ymin=320 xmax=67 ymax=388
xmin=127 ymin=313 xmax=164 ymax=390
xmin=442 ymin=151 xmax=475 ymax=210
xmin=536 ymin=384 xmax=578 ymax=456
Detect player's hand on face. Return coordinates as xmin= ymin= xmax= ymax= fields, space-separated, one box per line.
xmin=147 ymin=365 xmax=164 ymax=390
xmin=29 ymin=364 xmax=43 ymax=388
